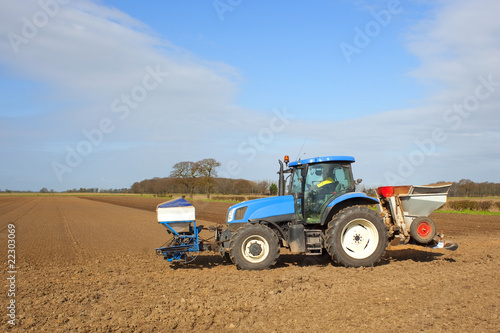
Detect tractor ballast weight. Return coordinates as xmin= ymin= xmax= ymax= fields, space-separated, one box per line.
xmin=156 ymin=155 xmax=458 ymax=270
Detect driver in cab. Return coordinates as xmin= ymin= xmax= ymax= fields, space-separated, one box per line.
xmin=313 ymin=166 xmax=338 ymax=196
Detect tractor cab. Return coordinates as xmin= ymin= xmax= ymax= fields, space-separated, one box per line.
xmin=225 ymin=155 xmax=374 ymax=229
xmin=285 ymin=156 xmax=357 ymax=223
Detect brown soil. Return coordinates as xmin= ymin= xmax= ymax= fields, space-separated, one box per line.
xmin=1 ymin=196 xmax=499 ymax=332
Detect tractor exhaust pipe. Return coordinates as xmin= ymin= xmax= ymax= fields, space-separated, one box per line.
xmin=278 ymin=159 xmax=285 ymax=196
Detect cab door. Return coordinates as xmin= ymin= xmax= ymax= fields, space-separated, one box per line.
xmin=302 ymin=162 xmax=355 ymax=223
xmin=290 ymin=167 xmax=305 ymax=222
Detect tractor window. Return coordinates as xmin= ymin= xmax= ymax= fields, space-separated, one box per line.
xmin=290 ymin=168 xmax=304 ymax=221
xmin=334 ymin=164 xmax=355 ymax=192
xmin=290 ymin=168 xmax=302 ymax=194
xmin=303 ymin=163 xmax=354 ymax=223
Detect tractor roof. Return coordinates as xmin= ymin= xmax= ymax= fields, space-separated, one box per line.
xmin=289 ymin=156 xmax=355 ymax=167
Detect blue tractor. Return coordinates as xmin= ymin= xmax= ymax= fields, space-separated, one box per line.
xmin=216 ymin=155 xmax=388 ymax=270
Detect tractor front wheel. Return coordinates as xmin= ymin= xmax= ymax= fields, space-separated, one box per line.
xmin=326 ymin=206 xmax=388 ymax=267
xmin=229 ymin=224 xmax=280 ymax=270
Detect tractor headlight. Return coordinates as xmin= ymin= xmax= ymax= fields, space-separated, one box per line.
xmin=227 ymin=208 xmax=236 ymax=222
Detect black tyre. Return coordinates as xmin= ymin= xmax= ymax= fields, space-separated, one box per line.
xmin=410 ymin=216 xmax=437 ymax=244
xmin=229 ymin=224 xmax=280 ymax=270
xmin=326 ymin=206 xmax=388 ymax=267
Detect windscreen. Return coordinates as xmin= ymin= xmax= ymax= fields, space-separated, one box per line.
xmin=303 ymin=162 xmax=354 ymax=223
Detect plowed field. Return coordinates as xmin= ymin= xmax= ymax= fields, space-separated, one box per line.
xmin=1 ymin=196 xmax=499 ymax=332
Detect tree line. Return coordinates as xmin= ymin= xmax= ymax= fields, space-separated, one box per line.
xmin=130 ymin=177 xmax=277 ymax=197
xmin=446 ymin=179 xmax=500 ymax=197
xmin=131 ymin=158 xmax=278 ymax=198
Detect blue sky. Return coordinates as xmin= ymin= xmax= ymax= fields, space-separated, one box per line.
xmin=1 ymin=0 xmax=499 ymax=191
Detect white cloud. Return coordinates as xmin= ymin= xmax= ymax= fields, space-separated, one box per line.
xmin=399 ymin=0 xmax=500 ymax=182
xmin=407 ymin=0 xmax=500 ymax=90
xmin=0 ymin=0 xmax=261 ymax=190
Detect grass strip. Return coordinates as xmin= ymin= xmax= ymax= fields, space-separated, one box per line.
xmin=435 ymin=209 xmax=500 ymax=216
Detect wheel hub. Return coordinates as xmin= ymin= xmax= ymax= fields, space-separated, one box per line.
xmin=353 ymin=233 xmax=363 ymax=244
xmin=249 ymin=242 xmax=263 ymax=256
xmin=417 ymin=222 xmax=431 ymax=236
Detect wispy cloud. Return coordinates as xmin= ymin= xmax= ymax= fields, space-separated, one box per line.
xmin=328 ymin=0 xmax=500 ymax=184
xmin=0 ymin=0 xmax=261 ymax=190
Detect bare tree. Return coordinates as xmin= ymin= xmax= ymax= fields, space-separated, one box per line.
xmin=255 ymin=180 xmax=270 ymax=195
xmin=197 ymin=158 xmax=221 ymax=199
xmin=216 ymin=177 xmax=233 ymax=195
xmin=233 ymin=179 xmax=254 ymax=195
xmin=170 ymin=161 xmax=200 ymax=198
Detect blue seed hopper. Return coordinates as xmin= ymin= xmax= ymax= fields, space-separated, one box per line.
xmin=155 ymin=198 xmax=202 ymax=262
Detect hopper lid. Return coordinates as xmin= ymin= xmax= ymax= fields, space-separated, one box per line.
xmin=157 ymin=197 xmax=193 ymax=208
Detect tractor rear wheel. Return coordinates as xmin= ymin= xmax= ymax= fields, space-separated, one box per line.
xmin=229 ymin=224 xmax=279 ymax=270
xmin=326 ymin=206 xmax=388 ymax=267
xmin=410 ymin=216 xmax=437 ymax=244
